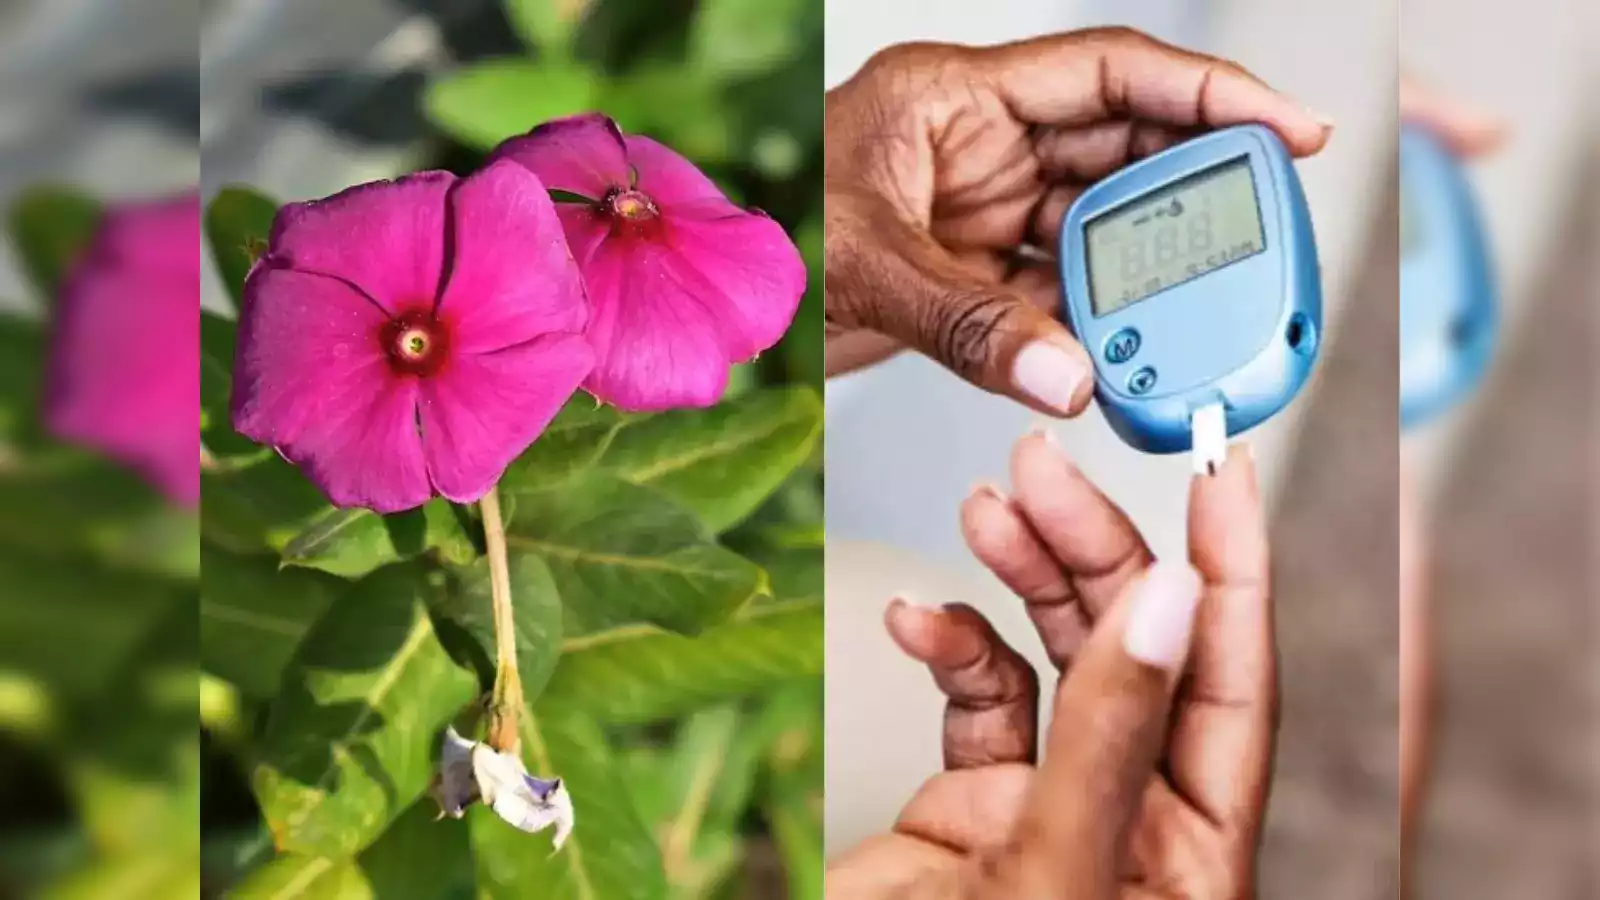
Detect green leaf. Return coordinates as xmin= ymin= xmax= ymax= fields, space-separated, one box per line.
xmin=0 ymin=451 xmax=166 ymax=560
xmin=471 ymin=708 xmax=666 ymax=900
xmin=200 ymin=455 xmax=332 ymax=555
xmin=638 ymin=706 xmax=754 ymax=898
xmin=252 ymin=564 xmax=479 ymax=858
xmin=7 ymin=184 xmax=103 ymax=306
xmin=596 ymin=387 xmax=821 ymax=533
xmin=0 ymin=313 xmax=46 ymax=445
xmin=504 ymin=0 xmax=588 ymax=57
xmin=200 ymin=543 xmax=344 ymax=698
xmin=228 ymin=798 xmax=475 ymax=899
xmin=280 ymin=500 xmax=476 ymax=579
xmin=0 ymin=547 xmax=185 ymax=698
xmin=765 ymin=788 xmax=822 ymax=900
xmin=503 ymin=475 xmax=765 ymax=635
xmin=598 ymin=63 xmax=734 ymax=164
xmin=688 ymin=0 xmax=814 ymax=80
xmin=201 ymin=310 xmax=261 ymax=461
xmin=539 ymin=599 xmax=820 ymax=724
xmin=425 ymin=61 xmax=599 ymax=152
xmin=427 ymin=553 xmax=563 ymax=701
xmin=500 ymin=394 xmax=631 ymax=490
xmin=204 ymin=186 xmax=278 ymax=308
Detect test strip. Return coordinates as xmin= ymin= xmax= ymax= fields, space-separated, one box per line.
xmin=1191 ymin=402 xmax=1227 ymax=476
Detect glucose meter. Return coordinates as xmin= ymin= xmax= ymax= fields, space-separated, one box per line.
xmin=1059 ymin=124 xmax=1322 ymax=470
xmin=1399 ymin=124 xmax=1496 ymax=429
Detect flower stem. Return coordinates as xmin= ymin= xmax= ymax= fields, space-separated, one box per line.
xmin=480 ymin=483 xmax=522 ymax=754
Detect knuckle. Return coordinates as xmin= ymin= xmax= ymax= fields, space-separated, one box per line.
xmin=922 ymin=290 xmax=1021 ymax=380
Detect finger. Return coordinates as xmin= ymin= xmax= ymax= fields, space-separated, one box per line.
xmin=1033 ymin=119 xmax=1200 ymax=184
xmin=1165 ymin=443 xmax=1275 ymax=833
xmin=885 ymin=598 xmax=1040 ymax=769
xmin=1007 ymin=428 xmax=1153 ymax=620
xmin=1029 ymin=122 xmax=1198 ymax=246
xmin=826 ymin=196 xmax=1094 ymax=417
xmin=1400 ymin=75 xmax=1506 ymax=157
xmin=982 ymin=560 xmax=1202 ymax=897
xmin=894 ymin=765 xmax=1034 ymax=853
xmin=959 ymin=482 xmax=1091 ymax=669
xmin=1398 ymin=457 xmax=1432 ymax=866
xmin=977 ymin=27 xmax=1332 ymax=156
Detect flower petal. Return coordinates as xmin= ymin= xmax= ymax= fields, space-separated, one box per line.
xmin=489 ymin=113 xmax=629 ymax=200
xmin=232 ymin=265 xmax=431 ymax=512
xmin=418 ymin=333 xmax=593 ymax=503
xmin=96 ymin=193 xmax=203 ymax=275
xmin=266 ymin=171 xmax=454 ymax=314
xmin=47 ymin=265 xmax=199 ymax=505
xmin=437 ymin=160 xmax=588 ymax=353
xmin=661 ymin=204 xmax=808 ymax=362
xmin=624 ymin=135 xmax=741 ymax=209
xmin=429 ymin=727 xmax=481 ymax=818
xmin=579 ymin=236 xmax=731 ymax=411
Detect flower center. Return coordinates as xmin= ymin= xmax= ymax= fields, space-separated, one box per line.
xmin=381 ymin=309 xmax=450 ymax=377
xmin=604 ymin=188 xmax=658 ymax=222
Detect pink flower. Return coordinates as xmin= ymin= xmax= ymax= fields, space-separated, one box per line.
xmin=488 ymin=114 xmax=807 ymax=411
xmin=231 ymin=162 xmax=593 ymax=513
xmin=46 ymin=193 xmax=201 ymax=506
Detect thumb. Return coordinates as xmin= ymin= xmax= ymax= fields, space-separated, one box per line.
xmin=974 ymin=559 xmax=1202 ymax=898
xmin=825 ymin=198 xmax=1094 ymax=416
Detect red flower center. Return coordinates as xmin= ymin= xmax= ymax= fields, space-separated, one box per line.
xmin=381 ymin=308 xmax=451 ymax=377
xmin=601 ymin=187 xmax=662 ymax=238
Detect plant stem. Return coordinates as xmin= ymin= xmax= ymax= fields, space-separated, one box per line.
xmin=480 ymin=483 xmax=522 ymax=754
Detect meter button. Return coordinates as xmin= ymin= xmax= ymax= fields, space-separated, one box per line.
xmin=1126 ymin=366 xmax=1158 ymax=396
xmin=1104 ymin=328 xmax=1141 ymax=364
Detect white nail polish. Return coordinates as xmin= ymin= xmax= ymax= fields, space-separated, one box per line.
xmin=1122 ymin=560 xmax=1203 ymax=670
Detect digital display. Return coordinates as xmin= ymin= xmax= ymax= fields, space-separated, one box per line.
xmin=1085 ymin=157 xmax=1267 ymax=317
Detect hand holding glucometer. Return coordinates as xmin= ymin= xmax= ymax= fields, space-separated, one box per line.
xmin=1059 ymin=124 xmax=1323 ymax=472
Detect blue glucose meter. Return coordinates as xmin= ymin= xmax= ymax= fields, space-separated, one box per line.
xmin=1399 ymin=124 xmax=1496 ymax=428
xmin=1059 ymin=124 xmax=1321 ymax=455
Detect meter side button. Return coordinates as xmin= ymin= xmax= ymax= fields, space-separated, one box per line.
xmin=1104 ymin=328 xmax=1141 ymax=364
xmin=1126 ymin=366 xmax=1157 ymax=395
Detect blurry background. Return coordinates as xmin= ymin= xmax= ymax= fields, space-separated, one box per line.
xmin=1400 ymin=1 xmax=1599 ymax=896
xmin=823 ymin=1 xmax=1407 ymax=895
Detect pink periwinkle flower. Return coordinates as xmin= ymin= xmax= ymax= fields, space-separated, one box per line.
xmin=46 ymin=193 xmax=200 ymax=506
xmin=230 ymin=162 xmax=593 ymax=514
xmin=489 ymin=113 xmax=807 ymax=411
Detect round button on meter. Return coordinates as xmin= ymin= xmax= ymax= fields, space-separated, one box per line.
xmin=1058 ymin=124 xmax=1323 ymax=454
xmin=1104 ymin=327 xmax=1141 ymax=364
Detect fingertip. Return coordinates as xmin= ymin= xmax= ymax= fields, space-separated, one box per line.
xmin=1121 ymin=559 xmax=1203 ymax=671
xmin=884 ymin=597 xmax=944 ymax=663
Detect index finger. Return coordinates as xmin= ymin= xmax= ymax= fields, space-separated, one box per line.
xmin=1166 ymin=443 xmax=1275 ymax=831
xmin=975 ymin=27 xmax=1333 ymax=156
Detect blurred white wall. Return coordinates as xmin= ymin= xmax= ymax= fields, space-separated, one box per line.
xmin=823 ymin=0 xmax=1398 ymax=857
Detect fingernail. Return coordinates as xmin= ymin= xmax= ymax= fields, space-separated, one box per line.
xmin=1012 ymin=341 xmax=1088 ymax=416
xmin=1308 ymin=107 xmax=1336 ymax=129
xmin=887 ymin=596 xmax=940 ymax=631
xmin=969 ymin=481 xmax=1008 ymax=503
xmin=1027 ymin=422 xmax=1062 ymax=448
xmin=1122 ymin=560 xmax=1203 ymax=671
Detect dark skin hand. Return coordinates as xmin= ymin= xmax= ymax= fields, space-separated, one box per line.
xmin=826 ymin=432 xmax=1272 ymax=898
xmin=824 ymin=28 xmax=1332 ymax=416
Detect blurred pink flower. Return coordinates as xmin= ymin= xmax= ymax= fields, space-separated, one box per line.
xmin=231 ymin=161 xmax=593 ymax=513
xmin=489 ymin=113 xmax=807 ymax=411
xmin=46 ymin=193 xmax=200 ymax=506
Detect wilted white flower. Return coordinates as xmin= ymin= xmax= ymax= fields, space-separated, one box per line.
xmin=428 ymin=726 xmax=575 ymax=850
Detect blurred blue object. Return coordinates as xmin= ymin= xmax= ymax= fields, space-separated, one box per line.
xmin=1399 ymin=124 xmax=1498 ymax=429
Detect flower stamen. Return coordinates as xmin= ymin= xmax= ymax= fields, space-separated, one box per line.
xmin=381 ymin=309 xmax=450 ymax=377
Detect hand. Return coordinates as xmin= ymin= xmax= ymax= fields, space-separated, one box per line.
xmin=827 ymin=432 xmax=1272 ymax=898
xmin=823 ymin=28 xmax=1331 ymax=414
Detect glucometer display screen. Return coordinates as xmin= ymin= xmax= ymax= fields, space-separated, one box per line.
xmin=1085 ymin=157 xmax=1266 ymax=316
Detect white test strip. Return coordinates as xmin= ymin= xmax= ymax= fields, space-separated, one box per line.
xmin=1190 ymin=402 xmax=1227 ymax=476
